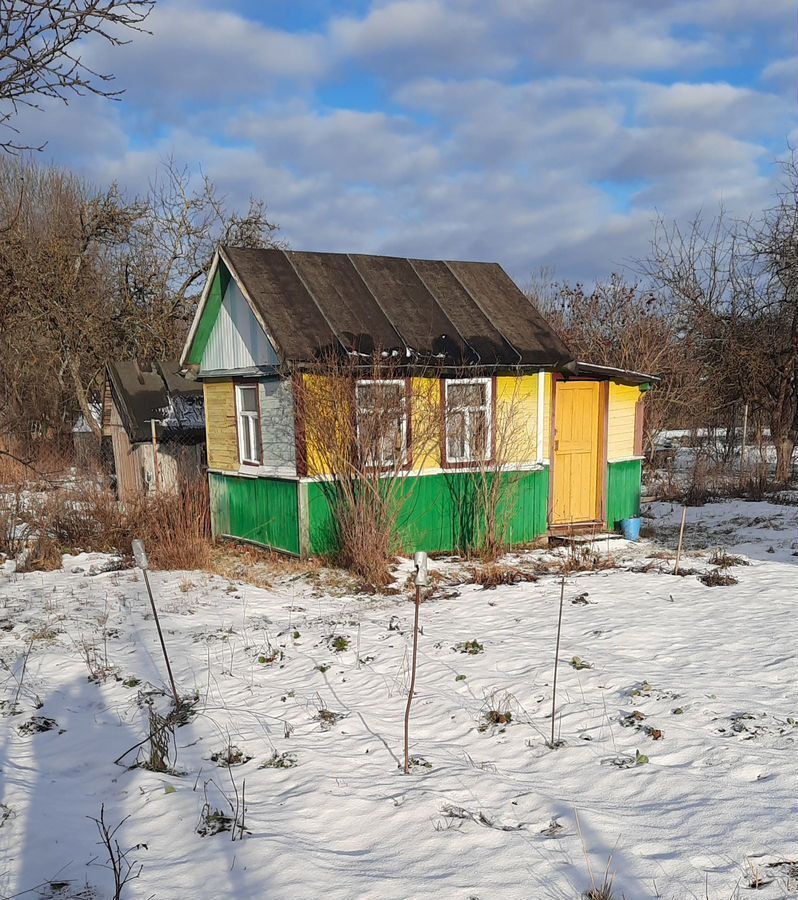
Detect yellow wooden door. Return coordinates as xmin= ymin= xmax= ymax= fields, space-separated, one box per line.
xmin=552 ymin=381 xmax=601 ymax=524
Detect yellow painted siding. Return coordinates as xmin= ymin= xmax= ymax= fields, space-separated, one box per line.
xmin=607 ymin=383 xmax=641 ymax=461
xmin=542 ymin=372 xmax=553 ymax=461
xmin=496 ymin=375 xmax=537 ymax=464
xmin=204 ymin=381 xmax=239 ymax=471
xmin=301 ymin=373 xmax=551 ymax=476
xmin=301 ymin=374 xmax=344 ymax=478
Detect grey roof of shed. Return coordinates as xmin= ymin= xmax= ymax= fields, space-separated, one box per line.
xmin=221 ymin=247 xmax=574 ymax=369
xmin=106 ymin=360 xmax=204 ymax=443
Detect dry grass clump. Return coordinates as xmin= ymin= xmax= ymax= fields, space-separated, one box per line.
xmin=698 ymin=568 xmax=738 ymax=587
xmin=535 ymin=543 xmax=616 ymax=575
xmin=469 ymin=563 xmax=538 ymax=589
xmin=7 ymin=475 xmax=212 ymax=572
xmin=209 ymin=541 xmax=322 ymax=589
xmin=126 ymin=477 xmax=211 ymax=570
xmin=708 ymin=548 xmax=750 ymax=568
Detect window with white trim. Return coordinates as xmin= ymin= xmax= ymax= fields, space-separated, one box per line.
xmin=356 ymin=379 xmax=408 ymax=468
xmin=444 ymin=378 xmax=492 ymax=464
xmin=236 ymin=384 xmax=262 ymax=465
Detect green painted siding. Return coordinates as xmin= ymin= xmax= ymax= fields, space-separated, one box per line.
xmin=307 ymin=468 xmax=549 ymax=557
xmin=187 ymin=262 xmax=231 ymax=366
xmin=209 ymin=472 xmax=300 ymax=555
xmin=606 ymin=459 xmax=642 ymax=531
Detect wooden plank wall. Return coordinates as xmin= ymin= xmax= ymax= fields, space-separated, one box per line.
xmin=204 ymin=381 xmax=239 ymax=471
xmin=607 ymin=383 xmax=641 ymax=461
xmin=108 ymin=399 xmax=143 ymax=500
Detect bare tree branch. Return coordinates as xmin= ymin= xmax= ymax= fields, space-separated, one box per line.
xmin=0 ymin=0 xmax=154 ymax=152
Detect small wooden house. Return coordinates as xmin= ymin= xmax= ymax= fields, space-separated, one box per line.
xmin=181 ymin=248 xmax=654 ymax=556
xmin=102 ymin=360 xmax=206 ymax=500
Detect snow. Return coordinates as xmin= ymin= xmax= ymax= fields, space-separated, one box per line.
xmin=1 ymin=501 xmax=797 ymax=899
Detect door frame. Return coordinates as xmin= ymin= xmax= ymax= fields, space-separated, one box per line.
xmin=547 ymin=375 xmax=609 ymax=527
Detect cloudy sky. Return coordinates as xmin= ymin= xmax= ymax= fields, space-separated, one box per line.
xmin=15 ymin=0 xmax=798 ymax=281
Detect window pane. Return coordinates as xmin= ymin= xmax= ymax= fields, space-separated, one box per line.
xmin=356 ymin=383 xmax=375 ymax=409
xmin=248 ymin=417 xmax=261 ymax=462
xmin=447 ymin=410 xmax=466 ymax=459
xmin=447 ymin=383 xmax=469 ymax=408
xmin=357 ymin=382 xmax=406 ymax=467
xmin=470 ymin=408 xmax=488 ymax=459
xmin=448 ymin=382 xmax=486 ymax=409
xmin=463 ymin=383 xmax=487 ymax=407
xmin=239 ymin=386 xmax=258 ymax=413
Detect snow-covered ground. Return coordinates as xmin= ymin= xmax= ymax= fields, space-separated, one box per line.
xmin=1 ymin=500 xmax=797 ymax=900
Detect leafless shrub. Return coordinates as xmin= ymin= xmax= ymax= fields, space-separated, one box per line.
xmin=74 ymin=635 xmax=116 ymax=683
xmin=299 ymin=354 xmax=539 ymax=581
xmin=0 ymin=487 xmax=25 ymax=558
xmin=88 ymin=804 xmax=146 ymax=900
xmin=298 ymin=354 xmax=440 ymax=585
xmin=196 ymin=775 xmax=248 ymax=841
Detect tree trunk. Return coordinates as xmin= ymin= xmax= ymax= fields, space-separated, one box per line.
xmin=67 ymin=354 xmax=102 ymax=439
xmin=774 ymin=436 xmax=795 ymax=483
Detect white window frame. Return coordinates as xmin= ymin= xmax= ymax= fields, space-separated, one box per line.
xmin=444 ymin=377 xmax=493 ymax=464
xmin=355 ymin=378 xmax=409 ymax=469
xmin=235 ymin=383 xmax=262 ymax=465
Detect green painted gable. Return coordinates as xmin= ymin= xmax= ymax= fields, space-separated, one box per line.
xmin=186 ymin=260 xmax=232 ymax=367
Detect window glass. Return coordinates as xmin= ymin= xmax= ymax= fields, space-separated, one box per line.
xmin=356 ymin=381 xmax=407 ymax=467
xmin=445 ymin=379 xmax=491 ymax=463
xmin=236 ymin=385 xmax=261 ymax=464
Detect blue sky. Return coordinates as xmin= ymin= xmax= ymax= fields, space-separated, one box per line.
xmin=17 ymin=0 xmax=798 ymax=281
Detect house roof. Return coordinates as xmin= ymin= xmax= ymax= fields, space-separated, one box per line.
xmin=106 ymin=360 xmax=204 ymax=443
xmin=574 ymin=362 xmax=659 ymax=387
xmin=214 ymin=247 xmax=575 ymax=370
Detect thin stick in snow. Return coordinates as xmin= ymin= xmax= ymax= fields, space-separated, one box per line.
xmin=404 ymin=552 xmax=427 ymax=774
xmin=674 ymin=506 xmax=688 ymax=575
xmin=132 ymin=540 xmax=180 ymax=709
xmin=403 ymin=583 xmax=421 ymax=774
xmin=549 ymin=571 xmax=566 ymax=749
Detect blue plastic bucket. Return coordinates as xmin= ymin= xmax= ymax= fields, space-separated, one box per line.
xmin=621 ymin=517 xmax=641 ymax=542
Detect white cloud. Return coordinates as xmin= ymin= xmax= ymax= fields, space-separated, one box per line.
xmin=636 ymin=82 xmax=789 ymax=135
xmin=329 ymin=0 xmax=511 ymax=75
xmin=6 ymin=0 xmax=793 ymax=283
xmin=79 ymin=0 xmax=328 ymax=115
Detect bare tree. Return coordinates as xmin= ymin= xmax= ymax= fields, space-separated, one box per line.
xmin=0 ymin=0 xmax=154 ymax=152
xmin=0 ymin=156 xmax=280 ymax=451
xmin=0 ymin=159 xmax=138 ymax=442
xmin=120 ymin=159 xmax=282 ymax=356
xmin=645 ymin=156 xmax=798 ymax=482
xmin=532 ymin=275 xmax=695 ymax=458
